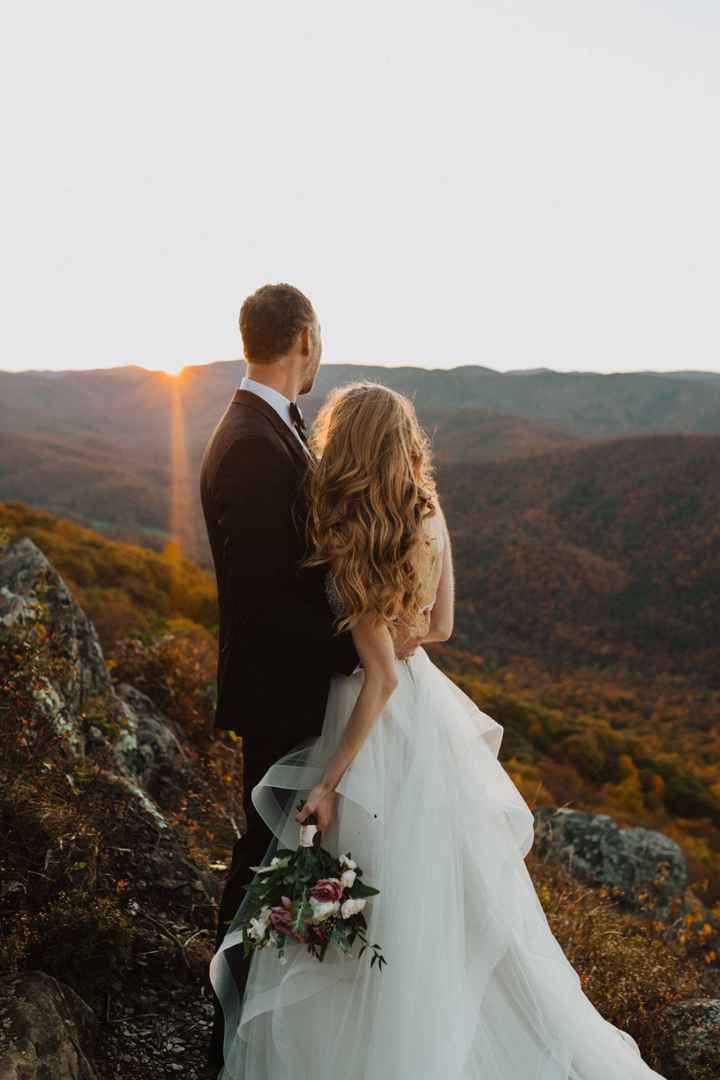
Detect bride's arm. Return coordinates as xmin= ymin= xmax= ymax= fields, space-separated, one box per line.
xmin=391 ymin=506 xmax=455 ymax=655
xmin=295 ymin=615 xmax=398 ymax=826
xmin=423 ymin=507 xmax=454 ymax=644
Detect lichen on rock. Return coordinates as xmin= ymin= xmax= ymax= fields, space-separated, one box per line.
xmin=650 ymin=998 xmax=720 ymax=1080
xmin=533 ymin=806 xmax=688 ymax=906
xmin=0 ymin=971 xmax=99 ymax=1080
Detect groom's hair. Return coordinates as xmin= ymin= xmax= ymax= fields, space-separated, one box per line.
xmin=239 ymin=283 xmax=316 ymax=363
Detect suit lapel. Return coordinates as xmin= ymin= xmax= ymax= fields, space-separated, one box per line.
xmin=232 ymin=388 xmax=311 ymax=470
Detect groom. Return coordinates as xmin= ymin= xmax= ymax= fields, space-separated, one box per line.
xmin=201 ymin=283 xmax=420 ymax=1071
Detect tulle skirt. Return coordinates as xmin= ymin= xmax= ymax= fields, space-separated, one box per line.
xmin=210 ymin=647 xmax=665 ymax=1079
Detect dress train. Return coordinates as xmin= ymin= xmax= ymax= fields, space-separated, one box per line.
xmin=210 ymin=647 xmax=665 ymax=1079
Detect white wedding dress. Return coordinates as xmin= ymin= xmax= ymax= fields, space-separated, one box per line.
xmin=210 ymin=527 xmax=666 ymax=1080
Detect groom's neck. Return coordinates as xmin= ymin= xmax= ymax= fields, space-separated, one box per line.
xmin=245 ymin=359 xmax=301 ymax=403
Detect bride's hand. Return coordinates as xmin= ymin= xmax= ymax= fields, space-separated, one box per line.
xmin=295 ymin=784 xmax=337 ymax=833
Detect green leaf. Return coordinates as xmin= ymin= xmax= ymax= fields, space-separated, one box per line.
xmin=349 ymin=881 xmax=379 ymax=898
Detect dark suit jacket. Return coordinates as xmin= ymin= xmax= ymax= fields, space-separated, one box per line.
xmin=200 ymin=388 xmax=358 ymax=739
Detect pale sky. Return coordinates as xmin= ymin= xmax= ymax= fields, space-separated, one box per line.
xmin=1 ymin=1 xmax=719 ymax=375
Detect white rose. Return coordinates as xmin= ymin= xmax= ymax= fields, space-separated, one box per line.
xmin=340 ymin=897 xmax=367 ymax=919
xmin=339 ymin=854 xmax=357 ymax=870
xmin=247 ymin=904 xmax=273 ymax=941
xmin=248 ymin=917 xmax=267 ymax=942
xmin=309 ymin=897 xmax=340 ymax=923
xmin=340 ymin=869 xmax=357 ymax=889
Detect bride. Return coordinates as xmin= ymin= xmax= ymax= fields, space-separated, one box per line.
xmin=210 ymin=382 xmax=665 ymax=1080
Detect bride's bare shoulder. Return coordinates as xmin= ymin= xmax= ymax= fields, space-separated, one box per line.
xmin=422 ymin=504 xmax=447 ymax=551
xmin=417 ymin=507 xmax=446 ymax=590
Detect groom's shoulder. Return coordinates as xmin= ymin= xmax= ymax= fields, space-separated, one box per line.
xmin=202 ymin=399 xmax=286 ymax=481
xmin=207 ymin=392 xmax=276 ymax=444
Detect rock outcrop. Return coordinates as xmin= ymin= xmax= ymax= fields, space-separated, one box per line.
xmin=0 ymin=537 xmax=187 ymax=823
xmin=650 ymin=998 xmax=720 ymax=1080
xmin=115 ymin=682 xmax=191 ymax=802
xmin=0 ymin=537 xmax=219 ymax=1077
xmin=0 ymin=537 xmax=111 ymax=757
xmin=533 ymin=806 xmax=688 ymax=906
xmin=0 ymin=972 xmax=99 ymax=1080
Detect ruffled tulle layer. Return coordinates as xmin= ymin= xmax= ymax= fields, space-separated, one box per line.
xmin=210 ymin=648 xmax=665 ymax=1080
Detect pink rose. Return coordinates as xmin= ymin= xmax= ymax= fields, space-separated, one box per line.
xmin=310 ymin=878 xmax=344 ymax=904
xmin=269 ymin=905 xmax=294 ymax=935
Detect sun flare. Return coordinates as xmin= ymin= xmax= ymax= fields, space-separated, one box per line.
xmin=168 ymin=374 xmax=192 ymax=563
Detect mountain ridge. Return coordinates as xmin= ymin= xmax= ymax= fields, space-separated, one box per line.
xmin=4 ymin=360 xmax=720 ymax=443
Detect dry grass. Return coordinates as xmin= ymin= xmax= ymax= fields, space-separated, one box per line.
xmin=528 ymin=852 xmax=710 ymax=1069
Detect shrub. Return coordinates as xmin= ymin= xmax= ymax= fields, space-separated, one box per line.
xmin=110 ymin=620 xmax=216 ymax=742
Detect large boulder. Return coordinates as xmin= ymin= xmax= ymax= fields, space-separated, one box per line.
xmin=114 ymin=683 xmax=191 ymax=802
xmin=0 ymin=535 xmax=219 ymax=906
xmin=533 ymin=806 xmax=688 ymax=905
xmin=0 ymin=538 xmax=112 ymax=757
xmin=0 ymin=538 xmax=111 ymax=699
xmin=0 ymin=972 xmax=98 ymax=1080
xmin=649 ymin=998 xmax=720 ymax=1080
xmin=0 ymin=537 xmax=179 ymax=825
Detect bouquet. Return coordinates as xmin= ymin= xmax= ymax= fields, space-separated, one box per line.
xmin=236 ymin=804 xmax=386 ymax=970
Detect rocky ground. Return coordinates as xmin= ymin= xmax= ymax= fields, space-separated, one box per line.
xmin=93 ymin=979 xmax=214 ymax=1080
xmin=0 ymin=970 xmax=216 ymax=1080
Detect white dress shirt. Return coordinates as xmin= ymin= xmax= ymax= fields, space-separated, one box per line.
xmin=240 ymin=376 xmax=305 ymax=447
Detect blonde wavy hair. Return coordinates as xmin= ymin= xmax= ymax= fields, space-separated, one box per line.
xmin=303 ymin=381 xmax=438 ymax=632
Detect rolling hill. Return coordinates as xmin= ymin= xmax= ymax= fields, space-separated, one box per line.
xmin=3 ymin=359 xmax=720 ymax=556
xmin=440 ymin=432 xmax=720 ymax=681
xmin=2 ymin=427 xmax=718 ymax=685
xmin=0 ymin=362 xmax=595 ymax=554
xmin=4 ymin=361 xmax=720 ymax=444
xmin=2 ymin=357 xmax=719 ymax=686
xmin=0 ymin=408 xmax=581 ymax=549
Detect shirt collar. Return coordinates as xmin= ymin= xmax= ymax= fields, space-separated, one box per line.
xmin=240 ymin=375 xmax=296 ymax=434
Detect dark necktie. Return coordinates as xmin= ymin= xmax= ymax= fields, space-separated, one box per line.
xmin=289 ymin=401 xmax=309 ymax=446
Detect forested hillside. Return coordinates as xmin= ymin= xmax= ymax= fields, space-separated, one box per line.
xmin=3 ymin=360 xmax=720 ymax=564
xmin=4 ymin=361 xmax=720 ymax=443
xmin=440 ymin=432 xmax=720 ymax=679
xmin=2 ymin=419 xmax=719 ymax=691
xmin=0 ymin=502 xmax=216 ymax=647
